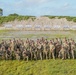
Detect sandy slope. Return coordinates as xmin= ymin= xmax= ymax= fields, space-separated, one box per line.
xmin=1 ymin=17 xmax=76 ymax=30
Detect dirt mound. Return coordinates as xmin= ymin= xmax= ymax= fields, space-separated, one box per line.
xmin=2 ymin=17 xmax=76 ymax=30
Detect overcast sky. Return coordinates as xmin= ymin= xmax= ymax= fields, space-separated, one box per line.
xmin=0 ymin=0 xmax=76 ymax=16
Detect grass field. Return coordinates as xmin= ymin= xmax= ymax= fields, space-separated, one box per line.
xmin=0 ymin=30 xmax=76 ymax=40
xmin=0 ymin=59 xmax=76 ymax=75
xmin=0 ymin=30 xmax=76 ymax=75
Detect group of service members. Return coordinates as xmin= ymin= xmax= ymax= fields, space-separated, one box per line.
xmin=0 ymin=37 xmax=76 ymax=61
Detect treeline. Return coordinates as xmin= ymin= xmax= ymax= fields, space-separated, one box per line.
xmin=0 ymin=13 xmax=36 ymax=25
xmin=0 ymin=13 xmax=76 ymax=25
xmin=43 ymin=15 xmax=76 ymax=22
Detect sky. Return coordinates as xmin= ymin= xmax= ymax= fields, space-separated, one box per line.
xmin=0 ymin=0 xmax=76 ymax=16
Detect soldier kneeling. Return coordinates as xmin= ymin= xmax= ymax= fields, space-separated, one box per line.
xmin=22 ymin=49 xmax=30 ymax=62
xmin=15 ymin=49 xmax=21 ymax=60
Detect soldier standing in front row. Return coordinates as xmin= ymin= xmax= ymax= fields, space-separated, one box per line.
xmin=49 ymin=42 xmax=55 ymax=59
xmin=0 ymin=37 xmax=76 ymax=60
xmin=71 ymin=42 xmax=76 ymax=59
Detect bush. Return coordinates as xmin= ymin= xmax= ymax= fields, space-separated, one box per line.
xmin=73 ymin=18 xmax=76 ymax=22
xmin=0 ymin=15 xmax=36 ymax=25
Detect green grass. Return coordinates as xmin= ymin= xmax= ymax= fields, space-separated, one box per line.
xmin=0 ymin=59 xmax=76 ymax=75
xmin=0 ymin=30 xmax=75 ymax=41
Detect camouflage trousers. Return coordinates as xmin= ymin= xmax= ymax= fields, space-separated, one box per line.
xmin=71 ymin=50 xmax=75 ymax=59
xmin=49 ymin=50 xmax=55 ymax=59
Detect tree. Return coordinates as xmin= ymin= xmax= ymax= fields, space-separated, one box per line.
xmin=9 ymin=13 xmax=19 ymax=16
xmin=73 ymin=18 xmax=76 ymax=22
xmin=0 ymin=8 xmax=3 ymax=16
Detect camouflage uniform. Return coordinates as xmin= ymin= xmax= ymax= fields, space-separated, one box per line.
xmin=22 ymin=50 xmax=29 ymax=61
xmin=59 ymin=45 xmax=67 ymax=59
xmin=49 ymin=43 xmax=55 ymax=59
xmin=37 ymin=43 xmax=43 ymax=60
xmin=15 ymin=49 xmax=21 ymax=60
xmin=71 ymin=44 xmax=76 ymax=59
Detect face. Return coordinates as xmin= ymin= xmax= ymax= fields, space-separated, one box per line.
xmin=8 ymin=47 xmax=10 ymax=50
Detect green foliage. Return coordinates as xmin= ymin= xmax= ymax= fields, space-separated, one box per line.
xmin=0 ymin=15 xmax=36 ymax=24
xmin=0 ymin=8 xmax=3 ymax=16
xmin=48 ymin=16 xmax=55 ymax=19
xmin=31 ymin=17 xmax=36 ymax=21
xmin=57 ymin=16 xmax=66 ymax=19
xmin=66 ymin=16 xmax=73 ymax=21
xmin=0 ymin=8 xmax=3 ymax=11
xmin=43 ymin=15 xmax=56 ymax=19
xmin=9 ymin=13 xmax=19 ymax=16
xmin=73 ymin=18 xmax=76 ymax=22
xmin=43 ymin=15 xmax=76 ymax=22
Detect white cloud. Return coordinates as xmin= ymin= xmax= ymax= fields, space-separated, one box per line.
xmin=63 ymin=3 xmax=70 ymax=8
